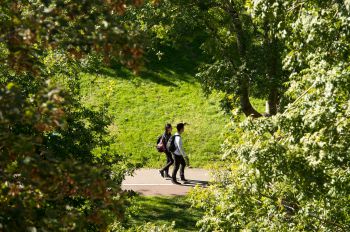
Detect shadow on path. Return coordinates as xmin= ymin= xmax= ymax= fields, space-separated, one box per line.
xmin=181 ymin=179 xmax=209 ymax=187
xmin=123 ymin=168 xmax=210 ymax=196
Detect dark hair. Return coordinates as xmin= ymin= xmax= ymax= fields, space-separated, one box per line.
xmin=176 ymin=123 xmax=185 ymax=131
xmin=165 ymin=123 xmax=172 ymax=131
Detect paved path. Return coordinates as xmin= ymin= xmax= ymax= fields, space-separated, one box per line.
xmin=122 ymin=168 xmax=210 ymax=196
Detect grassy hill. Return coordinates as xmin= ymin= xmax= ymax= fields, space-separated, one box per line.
xmin=80 ymin=64 xmax=230 ymax=168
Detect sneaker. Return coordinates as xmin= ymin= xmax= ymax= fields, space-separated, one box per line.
xmin=180 ymin=177 xmax=187 ymax=181
xmin=171 ymin=180 xmax=181 ymax=185
xmin=159 ymin=170 xmax=164 ymax=178
xmin=164 ymin=173 xmax=171 ymax=178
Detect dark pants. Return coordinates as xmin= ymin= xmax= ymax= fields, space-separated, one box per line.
xmin=160 ymin=151 xmax=174 ymax=174
xmin=172 ymin=154 xmax=186 ymax=181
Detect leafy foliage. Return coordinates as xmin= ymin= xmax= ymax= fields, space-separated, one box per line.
xmin=0 ymin=1 xmax=145 ymax=230
xmin=190 ymin=0 xmax=350 ymax=231
xmin=0 ymin=0 xmax=144 ymax=72
xmin=0 ymin=78 xmax=129 ymax=230
xmin=137 ymin=0 xmax=288 ymax=116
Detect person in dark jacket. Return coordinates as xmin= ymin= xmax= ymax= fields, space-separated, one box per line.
xmin=159 ymin=123 xmax=173 ymax=178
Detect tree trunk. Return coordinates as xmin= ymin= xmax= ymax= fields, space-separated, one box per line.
xmin=264 ymin=22 xmax=280 ymax=116
xmin=225 ymin=4 xmax=262 ymax=118
xmin=239 ymin=77 xmax=262 ymax=118
xmin=266 ymin=87 xmax=278 ymax=115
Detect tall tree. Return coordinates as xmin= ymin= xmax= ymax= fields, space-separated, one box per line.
xmin=135 ymin=0 xmax=287 ymax=117
xmin=195 ymin=0 xmax=287 ymax=117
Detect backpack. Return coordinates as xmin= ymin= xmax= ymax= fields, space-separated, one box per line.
xmin=166 ymin=135 xmax=179 ymax=153
xmin=156 ymin=134 xmax=166 ymax=153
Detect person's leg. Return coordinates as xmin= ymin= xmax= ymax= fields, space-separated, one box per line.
xmin=164 ymin=152 xmax=174 ymax=176
xmin=179 ymin=156 xmax=187 ymax=181
xmin=172 ymin=155 xmax=181 ymax=184
xmin=159 ymin=152 xmax=174 ymax=177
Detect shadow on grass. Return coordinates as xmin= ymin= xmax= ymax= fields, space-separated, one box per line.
xmin=145 ymin=45 xmax=203 ymax=78
xmin=126 ymin=196 xmax=203 ymax=231
xmin=93 ymin=65 xmax=191 ymax=87
xmin=138 ymin=69 xmax=179 ymax=87
xmin=90 ymin=46 xmax=202 ymax=87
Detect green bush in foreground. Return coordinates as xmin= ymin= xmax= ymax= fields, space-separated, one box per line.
xmin=0 ymin=1 xmax=144 ymax=230
xmin=0 ymin=79 xmax=129 ymax=230
xmin=190 ymin=1 xmax=350 ymax=231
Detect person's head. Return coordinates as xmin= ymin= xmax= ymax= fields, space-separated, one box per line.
xmin=165 ymin=123 xmax=172 ymax=134
xmin=176 ymin=123 xmax=185 ymax=134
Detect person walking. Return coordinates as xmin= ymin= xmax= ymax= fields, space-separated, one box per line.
xmin=171 ymin=123 xmax=189 ymax=185
xmin=158 ymin=124 xmax=173 ymax=178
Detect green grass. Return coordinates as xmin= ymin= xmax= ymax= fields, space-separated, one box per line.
xmin=124 ymin=196 xmax=203 ymax=231
xmin=80 ymin=66 xmax=230 ymax=168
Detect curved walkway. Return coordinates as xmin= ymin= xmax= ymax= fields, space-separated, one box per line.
xmin=122 ymin=168 xmax=210 ymax=196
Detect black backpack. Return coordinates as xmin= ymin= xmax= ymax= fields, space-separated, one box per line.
xmin=166 ymin=135 xmax=179 ymax=153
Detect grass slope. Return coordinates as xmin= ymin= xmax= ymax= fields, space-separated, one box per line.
xmin=124 ymin=196 xmax=203 ymax=231
xmin=80 ymin=66 xmax=230 ymax=168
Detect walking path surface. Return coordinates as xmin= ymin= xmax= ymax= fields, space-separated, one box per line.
xmin=122 ymin=168 xmax=210 ymax=196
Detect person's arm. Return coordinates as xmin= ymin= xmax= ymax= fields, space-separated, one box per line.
xmin=162 ymin=134 xmax=167 ymax=145
xmin=161 ymin=134 xmax=167 ymax=151
xmin=180 ymin=137 xmax=190 ymax=166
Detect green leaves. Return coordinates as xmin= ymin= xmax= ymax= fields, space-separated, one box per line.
xmin=0 ymin=0 xmax=144 ymax=73
xmin=0 ymin=75 xmax=130 ymax=230
xmin=0 ymin=0 xmax=145 ymax=227
xmin=345 ymin=0 xmax=350 ymax=11
xmin=190 ymin=0 xmax=350 ymax=231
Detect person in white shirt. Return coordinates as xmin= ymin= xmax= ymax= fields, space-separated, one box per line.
xmin=172 ymin=123 xmax=189 ymax=185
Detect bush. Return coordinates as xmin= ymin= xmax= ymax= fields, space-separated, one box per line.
xmin=0 ymin=51 xmax=133 ymax=230
xmin=189 ymin=1 xmax=350 ymax=231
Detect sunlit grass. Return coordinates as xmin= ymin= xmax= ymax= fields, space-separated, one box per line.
xmin=80 ymin=66 xmax=230 ymax=168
